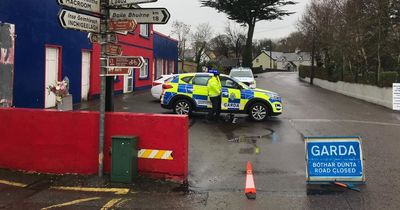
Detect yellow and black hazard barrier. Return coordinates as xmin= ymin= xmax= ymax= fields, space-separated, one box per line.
xmin=138 ymin=149 xmax=173 ymax=160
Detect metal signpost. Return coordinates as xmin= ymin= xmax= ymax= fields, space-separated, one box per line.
xmin=57 ymin=0 xmax=169 ymax=177
xmin=58 ymin=9 xmax=100 ymax=33
xmin=106 ymin=68 xmax=131 ymax=75
xmin=88 ymin=33 xmax=118 ymax=44
xmin=58 ymin=0 xmax=101 ymax=13
xmin=108 ymin=20 xmax=137 ymax=32
xmin=393 ymin=83 xmax=400 ymax=111
xmin=107 ymin=56 xmax=144 ymax=68
xmin=109 ymin=8 xmax=170 ymax=24
xmin=305 ymin=136 xmax=365 ymax=187
xmin=109 ymin=0 xmax=157 ymax=7
xmin=105 ymin=43 xmax=123 ymax=55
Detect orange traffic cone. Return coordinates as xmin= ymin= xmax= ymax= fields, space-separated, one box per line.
xmin=245 ymin=161 xmax=256 ymax=199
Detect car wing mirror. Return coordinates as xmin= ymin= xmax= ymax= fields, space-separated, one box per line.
xmin=254 ymin=75 xmax=258 ymax=78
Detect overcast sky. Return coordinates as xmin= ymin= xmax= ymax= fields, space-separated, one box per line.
xmin=145 ymin=0 xmax=311 ymax=41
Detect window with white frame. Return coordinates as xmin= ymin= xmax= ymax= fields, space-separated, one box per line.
xmin=140 ymin=58 xmax=149 ymax=79
xmin=140 ymin=24 xmax=149 ymax=37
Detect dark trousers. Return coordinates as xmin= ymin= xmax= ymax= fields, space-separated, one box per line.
xmin=209 ymin=96 xmax=221 ymax=119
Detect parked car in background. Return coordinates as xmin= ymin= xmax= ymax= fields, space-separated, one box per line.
xmin=229 ymin=67 xmax=257 ymax=88
xmin=151 ymin=74 xmax=174 ymax=100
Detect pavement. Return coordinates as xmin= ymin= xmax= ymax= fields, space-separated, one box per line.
xmin=2 ymin=72 xmax=400 ymax=209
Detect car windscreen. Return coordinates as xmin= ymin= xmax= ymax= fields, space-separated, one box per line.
xmin=227 ymin=76 xmax=250 ymax=89
xmin=230 ymin=70 xmax=253 ymax=78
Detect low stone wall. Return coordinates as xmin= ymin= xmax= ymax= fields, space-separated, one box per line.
xmin=300 ymin=77 xmax=393 ymax=109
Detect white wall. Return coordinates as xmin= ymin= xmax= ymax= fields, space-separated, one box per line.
xmin=300 ymin=77 xmax=393 ymax=109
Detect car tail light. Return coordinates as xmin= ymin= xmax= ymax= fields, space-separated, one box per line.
xmin=152 ymin=81 xmax=162 ymax=86
xmin=162 ymin=84 xmax=173 ymax=89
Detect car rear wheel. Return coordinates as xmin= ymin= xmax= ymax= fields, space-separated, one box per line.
xmin=173 ymin=99 xmax=192 ymax=115
xmin=248 ymin=102 xmax=269 ymax=121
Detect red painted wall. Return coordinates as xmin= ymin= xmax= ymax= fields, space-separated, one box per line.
xmin=0 ymin=108 xmax=188 ymax=182
xmin=90 ymin=25 xmax=154 ymax=97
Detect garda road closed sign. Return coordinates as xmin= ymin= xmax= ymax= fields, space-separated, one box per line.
xmin=305 ymin=136 xmax=365 ymax=183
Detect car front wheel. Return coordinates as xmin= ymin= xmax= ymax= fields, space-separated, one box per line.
xmin=173 ymin=99 xmax=192 ymax=115
xmin=248 ymin=102 xmax=269 ymax=121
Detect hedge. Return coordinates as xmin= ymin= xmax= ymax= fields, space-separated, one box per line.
xmin=380 ymin=72 xmax=398 ymax=87
xmin=299 ymin=65 xmax=399 ymax=88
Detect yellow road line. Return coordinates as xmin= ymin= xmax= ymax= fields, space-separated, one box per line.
xmin=41 ymin=197 xmax=100 ymax=210
xmin=101 ymin=198 xmax=123 ymax=209
xmin=50 ymin=186 xmax=130 ymax=195
xmin=0 ymin=179 xmax=27 ymax=188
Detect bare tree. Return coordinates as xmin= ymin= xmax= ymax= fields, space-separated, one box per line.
xmin=209 ymin=34 xmax=231 ymax=58
xmin=192 ymin=23 xmax=213 ymax=72
xmin=171 ymin=21 xmax=191 ymax=71
xmin=225 ymin=21 xmax=247 ymax=58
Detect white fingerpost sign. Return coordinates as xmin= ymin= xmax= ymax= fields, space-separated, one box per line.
xmin=109 ymin=8 xmax=170 ymax=24
xmin=393 ymin=83 xmax=400 ymax=111
xmin=58 ymin=9 xmax=100 ymax=33
xmin=58 ymin=0 xmax=101 ymax=14
xmin=109 ymin=0 xmax=157 ymax=6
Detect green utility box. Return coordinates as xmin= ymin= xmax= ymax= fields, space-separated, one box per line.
xmin=111 ymin=136 xmax=138 ymax=183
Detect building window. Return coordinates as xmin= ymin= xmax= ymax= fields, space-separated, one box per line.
xmin=140 ymin=58 xmax=149 ymax=79
xmin=256 ymin=58 xmax=259 ymax=63
xmin=140 ymin=24 xmax=149 ymax=37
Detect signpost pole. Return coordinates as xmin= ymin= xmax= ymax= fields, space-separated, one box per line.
xmin=99 ymin=0 xmax=108 ymax=177
xmin=105 ymin=77 xmax=114 ymax=112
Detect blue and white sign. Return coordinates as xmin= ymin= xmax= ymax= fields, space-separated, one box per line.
xmin=305 ymin=136 xmax=365 ymax=182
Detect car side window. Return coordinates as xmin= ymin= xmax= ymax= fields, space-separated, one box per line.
xmin=220 ymin=76 xmax=240 ymax=89
xmin=192 ymin=76 xmax=211 ymax=86
xmin=181 ymin=76 xmax=193 ymax=83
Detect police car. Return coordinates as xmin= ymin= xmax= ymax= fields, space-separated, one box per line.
xmin=160 ymin=73 xmax=282 ymax=121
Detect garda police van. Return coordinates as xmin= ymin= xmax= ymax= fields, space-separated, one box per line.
xmin=160 ymin=73 xmax=282 ymax=121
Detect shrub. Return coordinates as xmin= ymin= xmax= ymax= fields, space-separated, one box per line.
xmin=379 ymin=71 xmax=398 ymax=87
xmin=299 ymin=65 xmax=311 ymax=78
xmin=252 ymin=67 xmax=264 ymax=74
xmin=343 ymin=74 xmax=355 ymax=83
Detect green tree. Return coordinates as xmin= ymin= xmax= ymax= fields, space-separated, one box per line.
xmin=201 ymin=0 xmax=296 ymax=67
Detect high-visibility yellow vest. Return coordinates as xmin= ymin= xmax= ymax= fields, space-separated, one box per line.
xmin=208 ymin=76 xmax=221 ymax=97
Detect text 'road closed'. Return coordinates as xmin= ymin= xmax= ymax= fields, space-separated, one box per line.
xmin=305 ymin=137 xmax=365 ymax=182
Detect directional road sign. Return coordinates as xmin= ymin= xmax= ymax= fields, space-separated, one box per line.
xmin=58 ymin=0 xmax=100 ymax=14
xmin=88 ymin=33 xmax=118 ymax=44
xmin=109 ymin=8 xmax=170 ymax=24
xmin=58 ymin=9 xmax=100 ymax=33
xmin=107 ymin=56 xmax=144 ymax=68
xmin=108 ymin=0 xmax=157 ymax=7
xmin=106 ymin=44 xmax=123 ymax=55
xmin=108 ymin=20 xmax=137 ymax=32
xmin=106 ymin=68 xmax=131 ymax=76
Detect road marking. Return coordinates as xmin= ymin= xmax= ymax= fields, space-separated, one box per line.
xmin=50 ymin=186 xmax=129 ymax=195
xmin=290 ymin=119 xmax=400 ymax=127
xmin=101 ymin=198 xmax=123 ymax=209
xmin=41 ymin=197 xmax=100 ymax=210
xmin=0 ymin=179 xmax=27 ymax=188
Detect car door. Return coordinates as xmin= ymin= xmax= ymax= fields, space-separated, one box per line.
xmin=191 ymin=75 xmax=212 ymax=109
xmin=220 ymin=76 xmax=243 ymax=111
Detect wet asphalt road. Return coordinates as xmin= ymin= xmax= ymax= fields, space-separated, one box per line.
xmin=79 ymin=72 xmax=400 ymax=209
xmin=2 ymin=72 xmax=400 ymax=209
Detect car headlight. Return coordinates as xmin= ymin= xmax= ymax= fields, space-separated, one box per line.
xmin=266 ymin=92 xmax=281 ymax=101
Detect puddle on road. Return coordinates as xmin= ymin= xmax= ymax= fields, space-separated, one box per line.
xmin=229 ymin=128 xmax=278 ymax=154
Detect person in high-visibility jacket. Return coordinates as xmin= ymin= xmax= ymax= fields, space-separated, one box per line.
xmin=207 ymin=70 xmax=222 ymax=120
